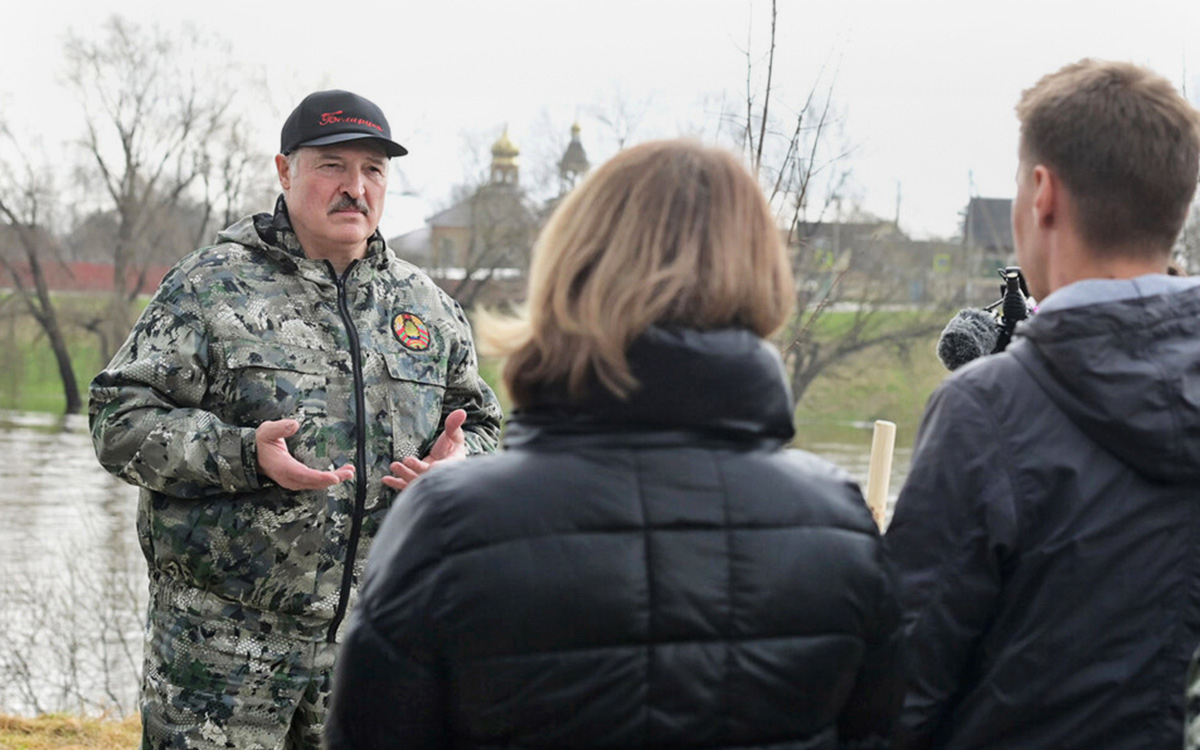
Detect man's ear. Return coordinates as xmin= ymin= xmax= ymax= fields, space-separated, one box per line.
xmin=275 ymin=154 xmax=291 ymax=190
xmin=1032 ymin=164 xmax=1057 ymax=229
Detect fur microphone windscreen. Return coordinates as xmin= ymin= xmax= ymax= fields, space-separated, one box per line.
xmin=936 ymin=308 xmax=1000 ymax=371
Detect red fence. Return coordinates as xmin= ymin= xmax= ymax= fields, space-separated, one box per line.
xmin=0 ymin=261 xmax=172 ymax=295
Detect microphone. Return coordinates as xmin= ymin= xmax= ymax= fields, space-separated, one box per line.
xmin=936 ymin=308 xmax=1000 ymax=371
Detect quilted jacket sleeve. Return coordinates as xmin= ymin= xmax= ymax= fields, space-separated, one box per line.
xmin=88 ymin=269 xmax=261 ymax=498
xmin=883 ymin=379 xmax=1019 ymax=749
xmin=326 ymin=472 xmax=447 ymax=750
xmin=836 ymin=537 xmax=906 ymax=748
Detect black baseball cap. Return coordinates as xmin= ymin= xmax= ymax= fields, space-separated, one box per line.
xmin=280 ymin=90 xmax=408 ymax=157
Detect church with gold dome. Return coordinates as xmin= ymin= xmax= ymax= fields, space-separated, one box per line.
xmin=390 ymin=123 xmax=590 ymax=306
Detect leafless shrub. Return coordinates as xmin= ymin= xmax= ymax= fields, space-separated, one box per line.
xmin=0 ymin=538 xmax=145 ymax=716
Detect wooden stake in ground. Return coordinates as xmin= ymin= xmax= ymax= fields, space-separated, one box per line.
xmin=865 ymin=420 xmax=896 ymax=530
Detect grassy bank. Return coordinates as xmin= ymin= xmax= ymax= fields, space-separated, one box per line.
xmin=0 ymin=713 xmax=139 ymax=749
xmin=0 ymin=299 xmax=110 ymax=414
xmin=794 ymin=334 xmax=948 ymax=445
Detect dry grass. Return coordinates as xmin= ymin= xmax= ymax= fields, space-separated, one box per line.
xmin=0 ymin=713 xmax=139 ymax=750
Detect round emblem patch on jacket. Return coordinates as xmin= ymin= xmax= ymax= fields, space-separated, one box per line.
xmin=393 ymin=312 xmax=431 ymax=351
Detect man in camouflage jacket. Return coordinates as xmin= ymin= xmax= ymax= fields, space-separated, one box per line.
xmin=89 ymin=90 xmax=502 ymax=750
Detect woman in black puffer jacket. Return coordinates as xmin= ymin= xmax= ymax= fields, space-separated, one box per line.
xmin=326 ymin=139 xmax=903 ymax=750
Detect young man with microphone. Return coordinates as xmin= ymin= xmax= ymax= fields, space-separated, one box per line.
xmin=886 ymin=59 xmax=1200 ymax=749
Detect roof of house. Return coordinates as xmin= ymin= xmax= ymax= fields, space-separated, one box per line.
xmin=792 ymin=220 xmax=906 ymax=248
xmin=964 ymin=197 xmax=1013 ymax=251
xmin=426 ymin=185 xmax=536 ymax=229
xmin=388 ymin=226 xmax=431 ymax=263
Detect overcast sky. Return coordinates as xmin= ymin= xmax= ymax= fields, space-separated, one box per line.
xmin=3 ymin=0 xmax=1198 ymax=241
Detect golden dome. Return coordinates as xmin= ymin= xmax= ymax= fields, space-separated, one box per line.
xmin=491 ymin=127 xmax=519 ymax=161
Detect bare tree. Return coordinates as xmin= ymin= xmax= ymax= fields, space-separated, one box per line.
xmin=521 ymin=109 xmax=574 ymax=203
xmin=733 ymin=0 xmax=951 ymax=403
xmin=451 ymin=186 xmax=539 ymax=308
xmin=65 ymin=15 xmax=240 ymax=360
xmin=0 ymin=16 xmax=270 ymax=412
xmin=0 ymin=545 xmax=145 ymax=716
xmin=0 ymin=127 xmax=82 ymax=414
xmin=588 ymin=84 xmax=650 ymax=153
xmin=418 ymin=128 xmax=541 ymax=309
xmin=193 ymin=114 xmax=275 ymax=251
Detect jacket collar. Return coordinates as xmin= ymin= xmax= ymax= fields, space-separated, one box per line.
xmin=505 ymin=327 xmax=796 ymax=449
xmin=237 ymin=195 xmax=389 ymax=272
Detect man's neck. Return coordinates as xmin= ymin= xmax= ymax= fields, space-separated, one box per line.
xmin=1047 ymin=237 xmax=1169 ymax=297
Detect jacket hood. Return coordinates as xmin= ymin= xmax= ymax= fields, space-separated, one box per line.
xmin=505 ymin=327 xmax=796 ymax=448
xmin=215 ymin=213 xmax=273 ymax=256
xmin=1009 ymin=286 xmax=1200 ymax=482
xmin=215 ymin=195 xmax=388 ymax=271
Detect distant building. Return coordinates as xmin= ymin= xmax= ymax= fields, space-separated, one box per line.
xmin=790 ymin=218 xmax=961 ymax=304
xmin=388 ymin=226 xmax=431 ymax=266
xmin=489 ymin=127 xmax=521 ymax=187
xmin=793 ymin=219 xmax=906 ymax=258
xmin=423 ymin=127 xmax=538 ymax=275
xmin=557 ymin=122 xmax=590 ymax=194
xmin=963 ymin=197 xmax=1014 ymax=271
xmin=390 ymin=122 xmax=591 ymax=306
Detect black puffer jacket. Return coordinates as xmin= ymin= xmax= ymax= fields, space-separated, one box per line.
xmin=886 ymin=285 xmax=1200 ymax=749
xmin=326 ymin=327 xmax=902 ymax=750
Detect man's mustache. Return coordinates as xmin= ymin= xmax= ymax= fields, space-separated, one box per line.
xmin=328 ymin=195 xmax=369 ymax=214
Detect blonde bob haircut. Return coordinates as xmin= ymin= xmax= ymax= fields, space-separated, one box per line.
xmin=477 ymin=138 xmax=795 ymax=408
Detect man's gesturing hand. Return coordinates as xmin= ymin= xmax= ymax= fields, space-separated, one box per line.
xmin=383 ymin=409 xmax=468 ymax=491
xmin=256 ymin=419 xmax=355 ymax=490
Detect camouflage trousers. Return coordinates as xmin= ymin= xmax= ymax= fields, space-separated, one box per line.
xmin=140 ymin=595 xmax=338 ymax=750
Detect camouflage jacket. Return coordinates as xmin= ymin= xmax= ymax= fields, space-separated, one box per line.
xmin=89 ymin=198 xmax=502 ymax=641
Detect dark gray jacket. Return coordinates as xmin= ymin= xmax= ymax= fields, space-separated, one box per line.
xmin=886 ymin=284 xmax=1200 ymax=749
xmin=327 ymin=327 xmax=903 ymax=749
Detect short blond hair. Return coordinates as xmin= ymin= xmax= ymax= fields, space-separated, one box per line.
xmin=478 ymin=139 xmax=794 ymax=407
xmin=1016 ymin=59 xmax=1200 ymax=255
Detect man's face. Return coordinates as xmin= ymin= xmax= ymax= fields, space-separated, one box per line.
xmin=276 ymin=141 xmax=389 ymax=256
xmin=1012 ymin=155 xmax=1047 ymax=300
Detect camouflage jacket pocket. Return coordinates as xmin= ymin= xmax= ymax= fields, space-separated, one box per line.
xmin=381 ymin=351 xmax=447 ymax=460
xmin=147 ymin=485 xmax=327 ymax=612
xmin=219 ymin=341 xmax=334 ymax=424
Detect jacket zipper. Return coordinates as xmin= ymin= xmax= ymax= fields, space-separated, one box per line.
xmin=327 ymin=259 xmax=368 ymax=643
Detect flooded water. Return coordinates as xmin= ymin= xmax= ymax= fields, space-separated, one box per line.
xmin=0 ymin=410 xmax=146 ymax=717
xmin=0 ymin=410 xmax=910 ymax=717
